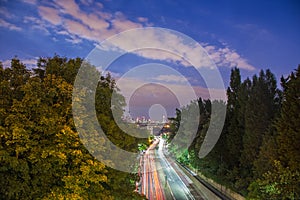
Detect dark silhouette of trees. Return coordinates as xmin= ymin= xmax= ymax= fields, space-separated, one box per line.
xmin=169 ymin=66 xmax=299 ymax=199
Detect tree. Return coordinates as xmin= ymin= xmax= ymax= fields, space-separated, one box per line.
xmin=225 ymin=67 xmax=244 ymax=176
xmin=276 ymin=65 xmax=300 ymax=172
xmin=248 ymin=65 xmax=300 ymax=199
xmin=0 ymin=57 xmax=145 ymax=199
xmin=34 ymin=55 xmax=82 ymax=85
xmin=167 ymin=108 xmax=181 ymax=142
xmin=239 ymin=70 xmax=279 ymax=192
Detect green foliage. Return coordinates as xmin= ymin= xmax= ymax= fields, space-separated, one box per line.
xmin=167 ymin=108 xmax=181 ymax=142
xmin=248 ymin=65 xmax=300 ymax=199
xmin=225 ymin=68 xmax=244 ymax=170
xmin=276 ymin=66 xmax=300 ymax=171
xmin=248 ymin=160 xmax=299 ymax=200
xmin=239 ymin=69 xmax=279 ymax=190
xmin=0 ymin=56 xmax=145 ymax=199
xmin=138 ymin=143 xmax=148 ymax=151
xmin=252 ymin=126 xmax=279 ymax=180
xmin=168 ymin=66 xmax=299 ymax=199
xmin=180 ymin=149 xmax=190 ymax=165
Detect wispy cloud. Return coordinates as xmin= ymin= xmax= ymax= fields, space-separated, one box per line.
xmin=0 ymin=7 xmax=14 ymax=18
xmin=19 ymin=0 xmax=255 ymax=71
xmin=97 ymin=28 xmax=255 ymax=71
xmin=65 ymin=36 xmax=82 ymax=44
xmin=235 ymin=23 xmax=273 ymax=40
xmin=38 ymin=6 xmax=61 ymax=25
xmin=23 ymin=16 xmax=51 ymax=34
xmin=0 ymin=19 xmax=22 ymax=31
xmin=22 ymin=0 xmax=37 ymax=5
xmin=56 ymin=0 xmax=110 ymax=30
xmin=32 ymin=0 xmax=145 ymax=44
xmin=204 ymin=45 xmax=255 ymax=70
xmin=98 ymin=29 xmax=212 ymax=69
xmin=79 ymin=0 xmax=97 ymax=6
xmin=153 ymin=74 xmax=187 ymax=83
xmin=116 ymin=77 xmax=226 ymax=112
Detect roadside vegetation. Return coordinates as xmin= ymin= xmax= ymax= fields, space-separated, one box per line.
xmin=168 ymin=66 xmax=300 ymax=199
xmin=0 ymin=56 xmax=147 ymax=199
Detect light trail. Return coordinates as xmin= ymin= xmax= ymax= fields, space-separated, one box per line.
xmin=140 ymin=140 xmax=165 ymax=200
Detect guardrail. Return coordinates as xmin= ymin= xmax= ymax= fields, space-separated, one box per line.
xmin=176 ymin=161 xmax=232 ymax=200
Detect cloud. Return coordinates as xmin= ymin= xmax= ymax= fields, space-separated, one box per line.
xmin=98 ymin=28 xmax=255 ymax=71
xmin=65 ymin=36 xmax=82 ymax=44
xmin=0 ymin=19 xmax=22 ymax=31
xmin=23 ymin=16 xmax=52 ymax=34
xmin=56 ymin=0 xmax=109 ymax=30
xmin=116 ymin=77 xmax=192 ymax=108
xmin=100 ymin=28 xmax=212 ymax=69
xmin=137 ymin=17 xmax=148 ymax=23
xmin=38 ymin=6 xmax=61 ymax=25
xmin=204 ymin=45 xmax=255 ymax=70
xmin=32 ymin=0 xmax=145 ymax=45
xmin=115 ymin=76 xmax=226 ymax=106
xmin=111 ymin=14 xmax=143 ymax=32
xmin=64 ymin=19 xmax=90 ymax=37
xmin=153 ymin=74 xmax=187 ymax=83
xmin=22 ymin=0 xmax=37 ymax=5
xmin=235 ymin=23 xmax=273 ymax=40
xmin=0 ymin=7 xmax=14 ymax=18
xmin=79 ymin=0 xmax=94 ymax=6
xmin=56 ymin=30 xmax=69 ymax=35
xmin=193 ymin=85 xmax=226 ymax=101
xmin=25 ymin=0 xmax=254 ymax=71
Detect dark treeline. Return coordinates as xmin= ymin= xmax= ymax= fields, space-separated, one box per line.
xmin=169 ymin=66 xmax=300 ymax=199
xmin=0 ymin=56 xmax=146 ymax=199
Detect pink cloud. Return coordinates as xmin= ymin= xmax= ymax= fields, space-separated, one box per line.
xmin=22 ymin=0 xmax=36 ymax=5
xmin=0 ymin=19 xmax=22 ymax=31
xmin=38 ymin=6 xmax=61 ymax=25
xmin=56 ymin=0 xmax=109 ymax=30
xmin=0 ymin=7 xmax=14 ymax=18
xmin=153 ymin=74 xmax=186 ymax=83
xmin=111 ymin=18 xmax=143 ymax=32
xmin=64 ymin=19 xmax=95 ymax=40
xmin=33 ymin=1 xmax=255 ymax=72
xmin=34 ymin=0 xmax=143 ymax=43
xmin=137 ymin=17 xmax=148 ymax=23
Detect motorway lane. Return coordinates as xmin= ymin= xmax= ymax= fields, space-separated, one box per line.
xmin=141 ymin=141 xmax=165 ymax=200
xmin=157 ymin=139 xmax=195 ymax=200
xmin=140 ymin=139 xmax=223 ymax=200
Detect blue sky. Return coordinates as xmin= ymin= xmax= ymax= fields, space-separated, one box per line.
xmin=1 ymin=0 xmax=299 ymax=118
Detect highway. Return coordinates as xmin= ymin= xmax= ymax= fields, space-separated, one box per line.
xmin=157 ymin=139 xmax=195 ymax=200
xmin=140 ymin=140 xmax=165 ymax=200
xmin=139 ymin=138 xmax=225 ymax=200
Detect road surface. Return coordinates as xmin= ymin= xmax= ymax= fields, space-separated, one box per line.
xmin=140 ymin=140 xmax=165 ymax=200
xmin=140 ymin=139 xmax=222 ymax=199
xmin=157 ymin=139 xmax=195 ymax=200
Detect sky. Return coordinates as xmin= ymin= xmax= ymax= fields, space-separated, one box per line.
xmin=0 ymin=0 xmax=299 ymax=119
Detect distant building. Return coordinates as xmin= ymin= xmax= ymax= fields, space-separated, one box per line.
xmin=162 ymin=115 xmax=166 ymax=123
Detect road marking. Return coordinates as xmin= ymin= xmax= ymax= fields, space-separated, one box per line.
xmin=158 ymin=139 xmax=195 ymax=200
